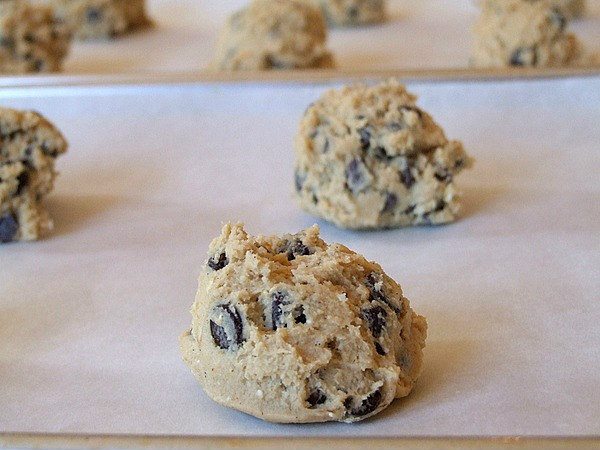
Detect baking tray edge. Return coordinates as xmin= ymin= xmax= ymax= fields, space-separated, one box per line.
xmin=1 ymin=66 xmax=600 ymax=89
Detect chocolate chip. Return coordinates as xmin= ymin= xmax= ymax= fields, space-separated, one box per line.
xmin=209 ymin=304 xmax=244 ymax=350
xmin=0 ymin=36 xmax=15 ymax=49
xmin=307 ymin=389 xmax=327 ymax=408
xmin=510 ymin=47 xmax=537 ymax=67
xmin=293 ymin=305 xmax=307 ymax=324
xmin=387 ymin=122 xmax=404 ymax=131
xmin=400 ymin=165 xmax=415 ymax=189
xmin=209 ymin=321 xmax=228 ymax=349
xmin=207 ymin=252 xmax=228 ymax=271
xmin=366 ymin=273 xmax=402 ymax=315
xmin=15 ymin=171 xmax=29 ymax=196
xmin=434 ymin=200 xmax=446 ymax=212
xmin=41 ymin=142 xmax=59 ymax=158
xmin=404 ymin=205 xmax=416 ymax=214
xmin=358 ymin=128 xmax=371 ymax=150
xmin=362 ymin=305 xmax=387 ymax=338
xmin=434 ymin=171 xmax=452 ymax=182
xmin=294 ymin=170 xmax=305 ymax=192
xmin=345 ymin=388 xmax=383 ymax=418
xmin=265 ymin=54 xmax=287 ymax=69
xmin=373 ymin=146 xmax=391 ymax=161
xmin=322 ymin=137 xmax=330 ymax=153
xmin=271 ymin=291 xmax=289 ymax=330
xmin=0 ymin=213 xmax=19 ymax=243
xmin=375 ymin=342 xmax=386 ymax=356
xmin=549 ymin=8 xmax=567 ymax=32
xmin=33 ymin=59 xmax=44 ymax=72
xmin=283 ymin=239 xmax=312 ymax=261
xmin=23 ymin=33 xmax=35 ymax=43
xmin=345 ymin=158 xmax=371 ymax=194
xmin=86 ymin=8 xmax=102 ymax=23
xmin=382 ymin=192 xmax=397 ymax=214
xmin=347 ymin=6 xmax=359 ymax=19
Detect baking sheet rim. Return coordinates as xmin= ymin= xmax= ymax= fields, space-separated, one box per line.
xmin=1 ymin=66 xmax=600 ymax=89
xmin=1 ymin=433 xmax=600 ymax=450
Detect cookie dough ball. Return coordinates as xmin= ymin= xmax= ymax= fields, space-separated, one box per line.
xmin=549 ymin=0 xmax=585 ymax=18
xmin=317 ymin=0 xmax=386 ymax=27
xmin=0 ymin=0 xmax=72 ymax=74
xmin=0 ymin=108 xmax=68 ymax=243
xmin=294 ymin=80 xmax=473 ymax=230
xmin=180 ymin=223 xmax=427 ymax=423
xmin=472 ymin=0 xmax=581 ymax=67
xmin=212 ymin=0 xmax=335 ymax=71
xmin=51 ymin=0 xmax=150 ymax=40
xmin=478 ymin=0 xmax=586 ymax=19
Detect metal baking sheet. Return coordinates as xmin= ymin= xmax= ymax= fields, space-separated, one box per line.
xmin=0 ymin=76 xmax=599 ymax=443
xmin=5 ymin=0 xmax=600 ymax=86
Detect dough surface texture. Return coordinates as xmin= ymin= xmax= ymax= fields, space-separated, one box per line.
xmin=0 ymin=107 xmax=68 ymax=243
xmin=180 ymin=223 xmax=427 ymax=423
xmin=472 ymin=0 xmax=581 ymax=67
xmin=212 ymin=0 xmax=334 ymax=71
xmin=294 ymin=79 xmax=473 ymax=229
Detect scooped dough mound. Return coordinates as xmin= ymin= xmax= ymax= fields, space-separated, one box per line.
xmin=180 ymin=223 xmax=427 ymax=423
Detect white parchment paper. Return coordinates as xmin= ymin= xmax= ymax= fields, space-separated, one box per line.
xmin=0 ymin=77 xmax=599 ymax=437
xmin=59 ymin=0 xmax=600 ymax=74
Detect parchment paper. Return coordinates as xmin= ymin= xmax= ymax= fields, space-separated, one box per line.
xmin=59 ymin=0 xmax=600 ymax=74
xmin=0 ymin=77 xmax=599 ymax=437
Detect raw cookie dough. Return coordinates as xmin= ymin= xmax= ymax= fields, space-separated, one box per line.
xmin=294 ymin=80 xmax=473 ymax=230
xmin=478 ymin=0 xmax=586 ymax=19
xmin=472 ymin=0 xmax=581 ymax=67
xmin=212 ymin=0 xmax=335 ymax=71
xmin=50 ymin=0 xmax=150 ymax=40
xmin=0 ymin=0 xmax=71 ymax=74
xmin=316 ymin=0 xmax=386 ymax=27
xmin=547 ymin=0 xmax=585 ymax=18
xmin=180 ymin=223 xmax=427 ymax=423
xmin=0 ymin=107 xmax=68 ymax=243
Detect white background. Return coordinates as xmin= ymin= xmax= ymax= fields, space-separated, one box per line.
xmin=60 ymin=0 xmax=600 ymax=74
xmin=0 ymin=76 xmax=599 ymax=436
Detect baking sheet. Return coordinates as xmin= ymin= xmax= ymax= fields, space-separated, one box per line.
xmin=55 ymin=0 xmax=600 ymax=74
xmin=0 ymin=77 xmax=599 ymax=438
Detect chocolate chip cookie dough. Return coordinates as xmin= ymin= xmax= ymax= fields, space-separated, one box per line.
xmin=316 ymin=0 xmax=386 ymax=27
xmin=550 ymin=0 xmax=586 ymax=18
xmin=180 ymin=223 xmax=427 ymax=423
xmin=212 ymin=0 xmax=335 ymax=71
xmin=294 ymin=80 xmax=473 ymax=230
xmin=0 ymin=108 xmax=68 ymax=243
xmin=0 ymin=0 xmax=71 ymax=74
xmin=51 ymin=0 xmax=150 ymax=40
xmin=472 ymin=0 xmax=581 ymax=67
